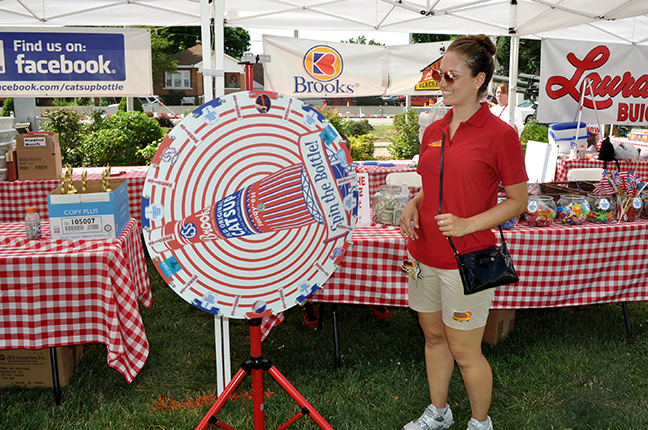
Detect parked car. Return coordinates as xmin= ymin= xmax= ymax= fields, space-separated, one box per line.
xmin=382 ymin=95 xmax=405 ymax=106
xmin=410 ymin=95 xmax=438 ymax=107
xmin=382 ymin=95 xmax=439 ymax=107
xmin=107 ymin=95 xmax=164 ymax=108
xmin=518 ymin=101 xmax=537 ymax=123
xmin=483 ymin=94 xmax=497 ymax=106
xmin=104 ymin=95 xmax=165 ymax=115
xmin=139 ymin=95 xmax=164 ymax=106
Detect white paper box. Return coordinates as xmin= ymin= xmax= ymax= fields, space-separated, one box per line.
xmin=47 ymin=178 xmax=130 ymax=240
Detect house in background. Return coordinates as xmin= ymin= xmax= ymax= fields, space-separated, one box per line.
xmin=155 ymin=41 xmax=263 ymax=105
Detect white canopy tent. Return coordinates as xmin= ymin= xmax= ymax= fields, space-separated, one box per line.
xmin=2 ymin=0 xmax=647 ymax=127
xmin=534 ymin=14 xmax=648 ymax=46
xmin=1 ymin=1 xmax=646 ymax=37
xmin=3 ymin=0 xmax=648 ymax=392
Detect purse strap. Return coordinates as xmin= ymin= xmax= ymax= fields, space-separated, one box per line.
xmin=438 ymin=132 xmax=507 ymax=256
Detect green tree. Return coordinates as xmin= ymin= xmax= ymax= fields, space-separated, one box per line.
xmin=495 ymin=37 xmax=541 ymax=77
xmin=118 ymin=97 xmax=143 ymax=112
xmin=412 ymin=34 xmax=456 ymax=43
xmin=224 ymin=27 xmax=252 ymax=58
xmin=1 ymin=98 xmax=13 ymax=117
xmin=156 ymin=26 xmax=251 ymax=59
xmin=151 ymin=31 xmax=178 ymax=85
xmin=39 ymin=108 xmax=85 ymax=166
xmin=80 ymin=111 xmax=164 ymax=166
xmin=519 ymin=120 xmax=549 ymax=152
xmin=348 ymin=134 xmax=376 ymax=161
xmin=316 ymin=106 xmax=376 ymax=160
xmin=388 ymin=109 xmax=420 ymax=160
xmin=342 ymin=35 xmax=384 ymax=46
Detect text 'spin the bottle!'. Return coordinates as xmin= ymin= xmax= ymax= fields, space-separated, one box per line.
xmin=25 ymin=206 xmax=42 ymax=239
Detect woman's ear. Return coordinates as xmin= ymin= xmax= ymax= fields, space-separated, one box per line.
xmin=476 ymin=72 xmax=486 ymax=88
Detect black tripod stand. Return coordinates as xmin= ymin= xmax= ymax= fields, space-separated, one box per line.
xmin=195 ymin=318 xmax=334 ymax=430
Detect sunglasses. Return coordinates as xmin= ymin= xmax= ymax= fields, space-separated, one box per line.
xmin=432 ymin=68 xmax=460 ymax=84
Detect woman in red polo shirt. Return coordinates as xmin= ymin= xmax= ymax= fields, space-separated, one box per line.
xmin=399 ymin=35 xmax=528 ymax=430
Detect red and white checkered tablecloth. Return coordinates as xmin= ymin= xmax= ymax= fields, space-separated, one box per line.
xmin=555 ymin=158 xmax=648 ymax=182
xmin=315 ymin=223 xmax=410 ymax=307
xmin=355 ymin=160 xmax=418 ymax=198
xmin=316 ymin=220 xmax=648 ymax=310
xmin=494 ymin=220 xmax=648 ymax=308
xmin=0 ymin=166 xmax=148 ymax=229
xmin=0 ymin=218 xmax=152 ymax=383
xmin=0 ymin=179 xmax=59 ymax=224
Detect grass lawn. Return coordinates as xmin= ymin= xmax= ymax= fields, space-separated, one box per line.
xmin=370 ymin=124 xmax=398 ymax=143
xmin=1 ymin=259 xmax=648 ymax=429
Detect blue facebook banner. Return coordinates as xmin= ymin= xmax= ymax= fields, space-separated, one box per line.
xmin=0 ymin=32 xmax=126 ymax=81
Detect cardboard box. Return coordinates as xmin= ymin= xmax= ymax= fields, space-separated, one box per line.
xmin=47 ymin=178 xmax=130 ymax=240
xmin=15 ymin=132 xmax=62 ymax=180
xmin=482 ymin=309 xmax=515 ymax=345
xmin=0 ymin=345 xmax=83 ymax=388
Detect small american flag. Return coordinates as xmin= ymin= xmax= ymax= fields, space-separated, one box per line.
xmin=593 ymin=170 xmax=617 ymax=195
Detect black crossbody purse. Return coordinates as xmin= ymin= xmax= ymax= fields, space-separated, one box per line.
xmin=438 ymin=133 xmax=519 ymax=295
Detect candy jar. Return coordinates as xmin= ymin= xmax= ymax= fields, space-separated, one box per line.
xmin=557 ymin=194 xmax=590 ymax=225
xmin=641 ymin=190 xmax=648 ymax=219
xmin=372 ymin=185 xmax=410 ymax=226
xmin=616 ymin=195 xmax=643 ymax=222
xmin=586 ymin=194 xmax=616 ymax=223
xmin=497 ymin=195 xmax=518 ymax=229
xmin=524 ymin=195 xmax=556 ymax=227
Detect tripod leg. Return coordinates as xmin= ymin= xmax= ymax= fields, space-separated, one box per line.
xmin=268 ymin=366 xmax=335 ymax=430
xmin=622 ymin=302 xmax=632 ymax=334
xmin=195 ymin=368 xmax=248 ymax=430
xmin=50 ymin=347 xmax=62 ymax=406
xmin=248 ymin=319 xmax=266 ymax=430
xmin=252 ymin=365 xmax=265 ymax=430
xmin=332 ymin=304 xmax=340 ymax=368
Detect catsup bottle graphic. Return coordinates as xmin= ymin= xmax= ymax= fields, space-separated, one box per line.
xmin=148 ymin=131 xmax=355 ymax=252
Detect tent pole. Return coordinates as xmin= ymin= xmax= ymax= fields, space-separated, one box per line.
xmin=124 ymin=25 xmax=134 ymax=111
xmin=201 ymin=0 xmax=231 ymax=396
xmin=508 ymin=35 xmax=520 ymax=128
xmin=406 ymin=33 xmax=413 ymax=110
xmin=508 ymin=0 xmax=520 ymax=129
xmin=200 ymin=0 xmax=214 ymax=103
xmin=214 ymin=0 xmax=225 ymax=98
xmin=213 ymin=0 xmax=230 ymax=392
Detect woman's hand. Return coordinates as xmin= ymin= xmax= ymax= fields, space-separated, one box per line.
xmin=435 ymin=181 xmax=527 ymax=238
xmin=399 ymin=199 xmax=421 ymax=240
xmin=434 ymin=213 xmax=471 ymax=237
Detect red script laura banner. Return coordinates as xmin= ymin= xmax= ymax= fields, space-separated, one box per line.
xmin=538 ymin=38 xmax=648 ymax=126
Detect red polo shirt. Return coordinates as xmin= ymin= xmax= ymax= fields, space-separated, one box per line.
xmin=408 ymin=102 xmax=528 ymax=269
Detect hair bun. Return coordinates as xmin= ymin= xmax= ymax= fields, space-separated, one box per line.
xmin=474 ymin=34 xmax=497 ymax=56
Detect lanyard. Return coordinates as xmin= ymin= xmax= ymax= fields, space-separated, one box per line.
xmin=497 ymin=104 xmax=508 ymax=118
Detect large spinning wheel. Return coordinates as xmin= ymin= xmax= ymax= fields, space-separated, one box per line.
xmin=142 ymin=91 xmax=358 ymax=319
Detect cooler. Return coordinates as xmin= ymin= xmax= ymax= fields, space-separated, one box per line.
xmin=549 ymin=122 xmax=588 ymax=154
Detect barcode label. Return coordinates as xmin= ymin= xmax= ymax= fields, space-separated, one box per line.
xmin=62 ymin=217 xmax=102 ymax=233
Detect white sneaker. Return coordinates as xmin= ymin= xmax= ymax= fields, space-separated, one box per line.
xmin=403 ymin=404 xmax=454 ymax=430
xmin=466 ymin=416 xmax=493 ymax=430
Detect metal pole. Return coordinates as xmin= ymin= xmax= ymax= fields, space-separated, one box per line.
xmin=200 ymin=0 xmax=214 ymax=103
xmin=214 ymin=0 xmax=225 ymax=97
xmin=507 ymin=1 xmax=520 ymax=129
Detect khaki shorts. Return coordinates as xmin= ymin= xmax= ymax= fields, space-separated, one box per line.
xmin=408 ymin=259 xmax=494 ymax=330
